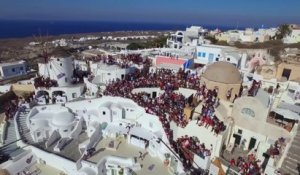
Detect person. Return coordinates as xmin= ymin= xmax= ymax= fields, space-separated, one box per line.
xmin=233 ymin=94 xmax=238 ymax=103
xmin=230 ymin=158 xmax=236 ymax=166
xmin=226 ymin=89 xmax=232 ymax=100
xmin=138 ymin=151 xmax=143 ymax=160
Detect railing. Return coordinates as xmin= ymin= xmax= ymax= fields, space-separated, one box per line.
xmin=219 ymin=157 xmax=240 ymax=175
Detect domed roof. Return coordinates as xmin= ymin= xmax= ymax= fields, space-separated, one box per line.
xmin=52 ymin=111 xmax=75 ymax=126
xmin=203 ymin=61 xmax=241 ymax=84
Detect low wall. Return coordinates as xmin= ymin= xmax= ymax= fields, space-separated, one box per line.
xmin=0 ymin=121 xmax=7 ymax=145
xmin=29 ymin=146 xmax=78 ymax=174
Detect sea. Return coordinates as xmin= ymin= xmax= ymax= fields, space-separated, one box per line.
xmin=0 ymin=20 xmax=237 ymax=39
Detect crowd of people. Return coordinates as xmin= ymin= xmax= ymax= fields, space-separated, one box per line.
xmin=102 ymin=54 xmax=228 ymax=134
xmin=268 ymin=137 xmax=285 ymax=158
xmin=195 ymin=85 xmax=226 ymax=135
xmin=177 ymin=136 xmax=212 ymax=158
xmin=4 ymin=97 xmax=20 ymax=120
xmin=168 ymin=136 xmax=212 ymax=171
xmin=230 ymin=154 xmax=261 ymax=175
xmin=85 ymin=54 xmax=151 ymax=69
xmin=34 ymin=76 xmax=58 ymax=89
xmin=101 ymin=54 xmax=230 ymax=173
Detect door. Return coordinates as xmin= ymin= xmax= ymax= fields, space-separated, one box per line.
xmin=248 ymin=137 xmax=256 ymax=150
xmin=122 ymin=109 xmax=126 ymax=119
xmin=233 ymin=134 xmax=241 ymax=145
xmin=282 ymin=68 xmax=291 ymax=80
xmin=152 ymin=91 xmax=157 ymax=98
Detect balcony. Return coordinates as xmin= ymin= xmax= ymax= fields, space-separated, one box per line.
xmin=267 ymin=112 xmax=297 ymax=132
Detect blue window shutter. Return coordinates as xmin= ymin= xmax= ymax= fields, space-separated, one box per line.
xmin=198 ymin=52 xmax=202 ymax=57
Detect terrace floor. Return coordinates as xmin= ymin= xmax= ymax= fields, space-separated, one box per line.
xmin=221 ymin=145 xmax=250 ymax=162
xmin=39 ymin=131 xmax=88 ymax=161
xmin=266 ymin=116 xmax=294 ymax=132
xmin=88 ymin=137 xmax=171 ymax=175
xmin=27 ymin=163 xmax=63 ymax=175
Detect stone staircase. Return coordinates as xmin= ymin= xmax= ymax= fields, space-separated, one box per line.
xmin=280 ymin=125 xmax=300 ymax=175
xmin=2 ymin=120 xmax=19 ymax=156
xmin=16 ymin=109 xmax=34 ymax=144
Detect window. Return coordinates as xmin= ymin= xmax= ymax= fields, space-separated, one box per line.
xmin=102 ymin=111 xmax=106 ymax=115
xmin=12 ymin=68 xmax=15 ymax=72
xmin=72 ymin=93 xmax=77 ymax=98
xmin=57 ymin=58 xmax=60 ymax=61
xmin=36 ymin=131 xmax=41 ymax=137
xmin=60 ymin=63 xmax=63 ymax=66
xmin=107 ymin=73 xmax=111 ymax=75
xmin=65 ymin=77 xmax=68 ymax=82
xmin=20 ymin=67 xmax=24 ymax=70
xmin=241 ymin=108 xmax=255 ymax=117
xmin=50 ymin=65 xmax=52 ymax=69
xmin=227 ymin=58 xmax=231 ymax=61
xmin=202 ymin=52 xmax=206 ymax=57
xmin=238 ymin=129 xmax=243 ymax=134
xmin=215 ymin=58 xmax=219 ymax=61
xmin=198 ymin=52 xmax=202 ymax=57
xmin=63 ymin=129 xmax=68 ymax=132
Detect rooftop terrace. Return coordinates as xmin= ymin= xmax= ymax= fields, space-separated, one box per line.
xmin=88 ymin=136 xmax=171 ymax=175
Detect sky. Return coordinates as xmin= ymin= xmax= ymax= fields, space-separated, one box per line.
xmin=1 ymin=0 xmax=300 ymax=27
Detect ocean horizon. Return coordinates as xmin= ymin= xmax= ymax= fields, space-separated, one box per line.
xmin=0 ymin=20 xmax=245 ymax=39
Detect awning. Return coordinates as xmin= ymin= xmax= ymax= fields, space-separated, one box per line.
xmin=272 ymin=108 xmax=300 ymax=120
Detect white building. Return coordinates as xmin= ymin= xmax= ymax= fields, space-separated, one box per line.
xmin=183 ymin=26 xmax=208 ymax=46
xmin=90 ymin=63 xmax=135 ymax=83
xmin=195 ymin=44 xmax=247 ymax=67
xmin=74 ymin=59 xmax=89 ymax=72
xmin=13 ymin=96 xmax=187 ymax=175
xmin=84 ymin=63 xmax=136 ymax=98
xmin=215 ymin=30 xmax=242 ymax=43
xmin=225 ymin=89 xmax=298 ymax=175
xmin=38 ymin=56 xmax=74 ymax=87
xmin=27 ymin=105 xmax=83 ymax=143
xmin=283 ymin=24 xmax=300 ymax=44
xmin=216 ymin=28 xmax=275 ymax=43
xmin=0 ymin=60 xmax=27 ymax=80
xmin=35 ymin=48 xmax=85 ymax=105
xmin=167 ymin=31 xmax=184 ymax=49
xmin=167 ymin=26 xmax=208 ymax=48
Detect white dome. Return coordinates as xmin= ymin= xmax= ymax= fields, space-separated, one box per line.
xmin=52 ymin=112 xmax=75 ymax=126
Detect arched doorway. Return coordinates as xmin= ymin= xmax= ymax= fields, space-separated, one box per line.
xmin=36 ymin=90 xmax=50 ymax=104
xmin=52 ymin=90 xmax=67 ymax=104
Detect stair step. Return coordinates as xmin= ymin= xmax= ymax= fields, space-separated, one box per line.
xmin=282 ymin=159 xmax=298 ymax=170
xmin=287 ymin=153 xmax=300 ymax=161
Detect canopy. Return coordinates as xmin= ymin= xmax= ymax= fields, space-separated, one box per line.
xmin=272 ymin=108 xmax=300 ymax=120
